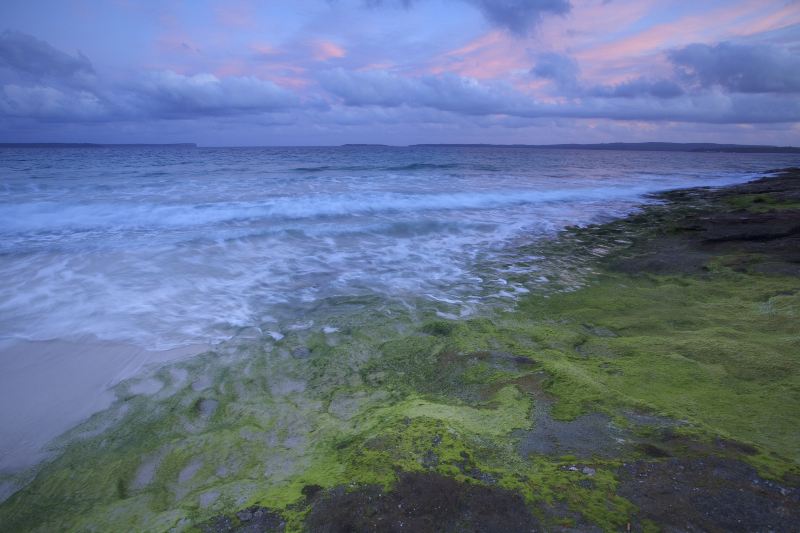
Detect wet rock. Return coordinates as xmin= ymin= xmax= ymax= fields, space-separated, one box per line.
xmin=421 ymin=449 xmax=438 ymax=469
xmin=291 ymin=346 xmax=311 ymax=359
xmin=195 ymin=398 xmax=219 ymax=418
xmin=305 ymin=472 xmax=539 ymax=533
xmin=192 ymin=375 xmax=214 ymax=391
xmin=178 ymin=460 xmax=203 ymax=484
xmin=609 ymin=170 xmax=800 ymax=276
xmin=471 ymin=350 xmax=536 ymax=370
xmin=638 ymin=443 xmax=671 ymax=458
xmin=618 ymin=456 xmax=800 ymax=533
xmin=130 ymin=450 xmax=167 ymax=490
xmin=200 ymin=506 xmax=285 ymax=533
xmin=516 ymin=401 xmax=625 ymax=459
xmin=199 ymin=490 xmax=220 ymax=508
xmin=302 ymin=484 xmax=323 ymax=500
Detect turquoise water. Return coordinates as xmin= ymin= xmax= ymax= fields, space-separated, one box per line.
xmin=1 ymin=145 xmax=798 ymax=348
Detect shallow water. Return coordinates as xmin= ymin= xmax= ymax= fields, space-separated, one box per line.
xmin=1 ymin=145 xmax=798 ymax=349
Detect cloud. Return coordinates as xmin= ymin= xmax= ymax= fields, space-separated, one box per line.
xmin=531 ymin=52 xmax=579 ymax=91
xmin=359 ymin=0 xmax=570 ymax=34
xmin=0 ymin=30 xmax=93 ymax=81
xmin=312 ymin=40 xmax=347 ymax=61
xmin=466 ymin=0 xmax=571 ymax=35
xmin=319 ymin=68 xmax=526 ymax=114
xmin=130 ymin=71 xmax=300 ymax=118
xmin=319 ymin=67 xmax=800 ymax=124
xmin=0 ymin=84 xmax=106 ymax=120
xmin=588 ymin=78 xmax=684 ymax=99
xmin=533 ymin=53 xmax=682 ymax=99
xmin=669 ymin=42 xmax=800 ymax=94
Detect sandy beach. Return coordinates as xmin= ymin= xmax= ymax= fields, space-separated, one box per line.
xmin=0 ymin=338 xmax=206 ymax=473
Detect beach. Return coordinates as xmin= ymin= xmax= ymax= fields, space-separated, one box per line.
xmin=0 ymin=339 xmax=205 ymax=473
xmin=0 ymin=149 xmax=799 ymax=531
xmin=3 ymin=0 xmax=799 ymax=529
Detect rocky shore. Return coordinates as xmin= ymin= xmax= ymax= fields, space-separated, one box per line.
xmin=2 ymin=169 xmax=799 ymax=532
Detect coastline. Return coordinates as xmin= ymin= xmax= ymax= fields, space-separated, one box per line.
xmin=0 ymin=168 xmax=798 ymax=531
xmin=0 ymin=338 xmax=207 ymax=473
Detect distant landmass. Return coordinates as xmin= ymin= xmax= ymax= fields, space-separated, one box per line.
xmin=2 ymin=142 xmax=797 ymax=153
xmin=409 ymin=142 xmax=800 ymax=153
xmin=0 ymin=143 xmax=197 ymax=148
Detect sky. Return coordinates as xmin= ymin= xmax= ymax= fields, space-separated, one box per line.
xmin=0 ymin=0 xmax=799 ymax=146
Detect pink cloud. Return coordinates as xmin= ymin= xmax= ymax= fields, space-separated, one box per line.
xmin=728 ymin=2 xmax=800 ymax=37
xmin=357 ymin=62 xmax=396 ymax=72
xmin=312 ymin=40 xmax=346 ymax=61
xmin=425 ymin=31 xmax=530 ymax=79
xmin=569 ymin=0 xmax=796 ymax=85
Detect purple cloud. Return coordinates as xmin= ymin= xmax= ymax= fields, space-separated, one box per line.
xmin=0 ymin=30 xmax=93 ymax=81
xmin=133 ymin=71 xmax=299 ymax=118
xmin=669 ymin=42 xmax=800 ymax=94
xmin=359 ymin=0 xmax=571 ymax=34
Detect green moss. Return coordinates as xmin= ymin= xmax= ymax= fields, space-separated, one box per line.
xmin=725 ymin=193 xmax=800 ymax=213
xmin=511 ymin=271 xmax=800 ymax=475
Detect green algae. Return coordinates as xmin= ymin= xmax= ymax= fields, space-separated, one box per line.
xmin=725 ymin=192 xmax=800 ymax=212
xmin=510 ymin=271 xmax=800 ymax=473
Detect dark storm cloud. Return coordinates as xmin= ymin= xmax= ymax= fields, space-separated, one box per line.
xmin=0 ymin=30 xmax=93 ymax=80
xmin=669 ymin=42 xmax=800 ymax=94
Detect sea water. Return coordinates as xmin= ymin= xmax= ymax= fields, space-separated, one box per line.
xmin=1 ymin=145 xmax=798 ymax=349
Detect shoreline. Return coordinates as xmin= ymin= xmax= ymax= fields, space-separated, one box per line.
xmin=1 ymin=168 xmax=799 ymax=531
xmin=0 ymin=338 xmax=207 ymax=473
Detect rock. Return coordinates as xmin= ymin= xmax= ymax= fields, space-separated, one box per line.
xmin=291 ymin=347 xmax=311 ymax=359
xmin=304 ymin=472 xmax=540 ymax=532
xmin=421 ymin=450 xmax=439 ymax=469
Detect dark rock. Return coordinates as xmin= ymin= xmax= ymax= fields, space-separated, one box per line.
xmin=200 ymin=506 xmax=285 ymax=533
xmin=618 ymin=457 xmax=800 ymax=533
xmin=302 ymin=484 xmax=323 ymax=500
xmin=304 ymin=472 xmax=539 ymax=533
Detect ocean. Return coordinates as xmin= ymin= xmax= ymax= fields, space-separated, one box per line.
xmin=1 ymin=145 xmax=798 ymax=350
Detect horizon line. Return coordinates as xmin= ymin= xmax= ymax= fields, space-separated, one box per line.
xmin=1 ymin=141 xmax=799 ymax=153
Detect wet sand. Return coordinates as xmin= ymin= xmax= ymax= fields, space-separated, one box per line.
xmin=0 ymin=338 xmax=206 ymax=472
